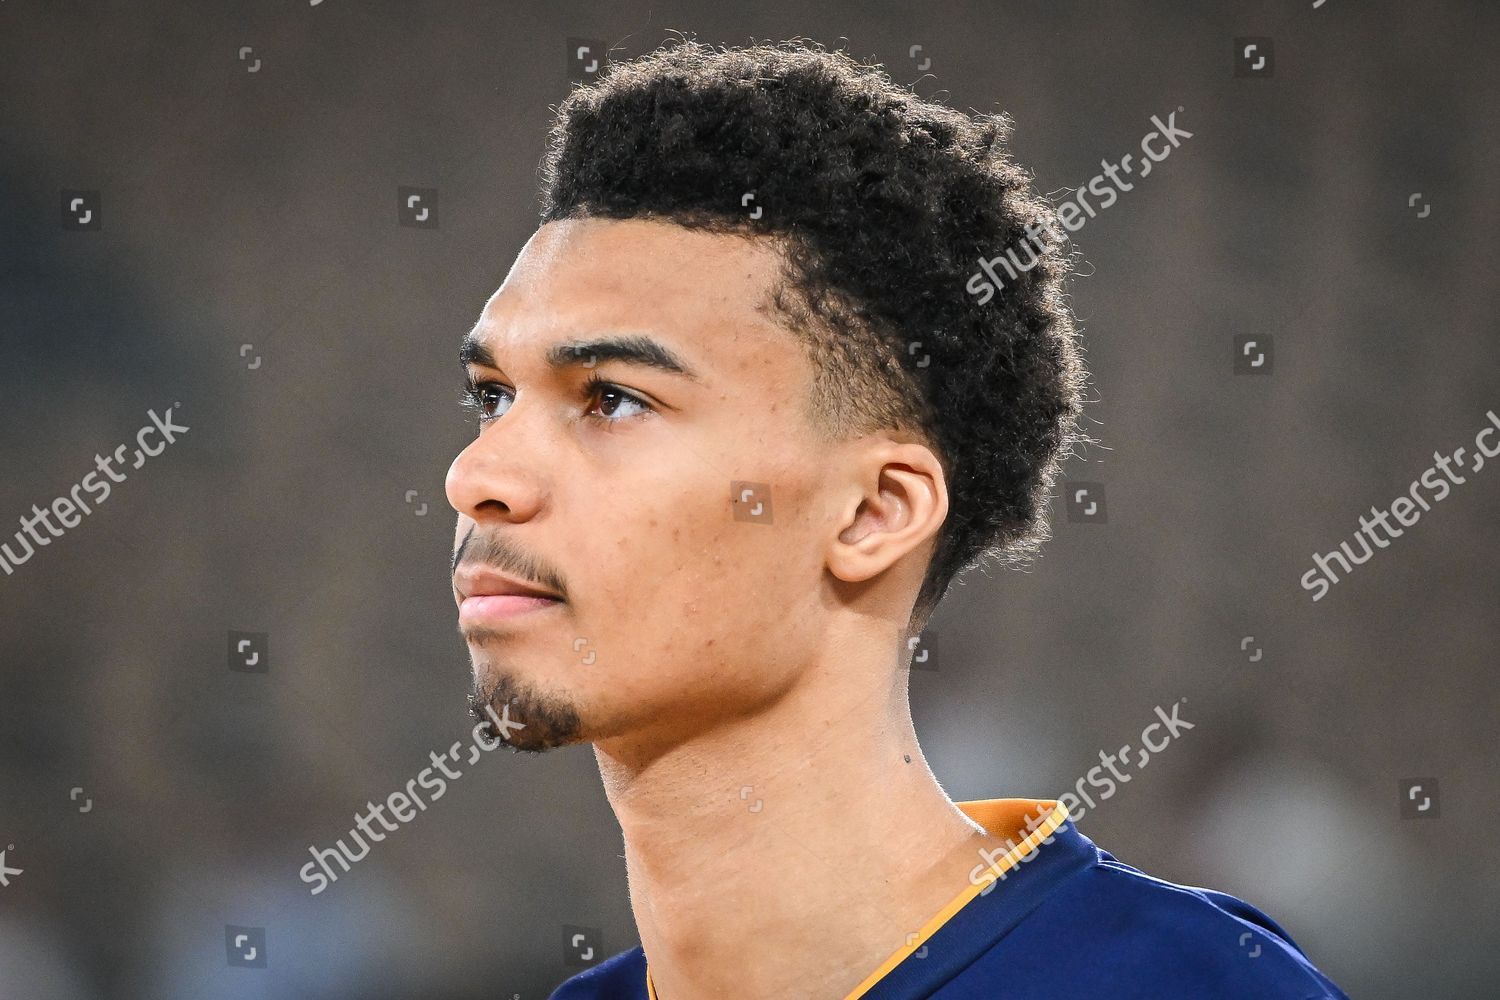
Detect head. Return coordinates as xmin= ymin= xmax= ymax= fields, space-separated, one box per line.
xmin=448 ymin=39 xmax=1084 ymax=754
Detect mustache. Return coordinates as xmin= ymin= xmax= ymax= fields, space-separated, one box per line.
xmin=451 ymin=524 xmax=569 ymax=602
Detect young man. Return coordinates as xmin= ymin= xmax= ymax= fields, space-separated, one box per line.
xmin=446 ymin=40 xmax=1347 ymax=1000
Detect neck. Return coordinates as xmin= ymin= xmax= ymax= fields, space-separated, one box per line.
xmin=593 ymin=650 xmax=1003 ymax=999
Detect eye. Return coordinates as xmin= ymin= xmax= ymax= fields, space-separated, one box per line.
xmin=583 ymin=374 xmax=653 ymax=424
xmin=460 ymin=378 xmax=513 ymax=424
xmin=461 ymin=374 xmax=654 ymax=427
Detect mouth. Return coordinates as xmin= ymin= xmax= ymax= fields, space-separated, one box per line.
xmin=453 ymin=564 xmax=566 ymax=627
xmin=458 ymin=593 xmax=564 ymax=625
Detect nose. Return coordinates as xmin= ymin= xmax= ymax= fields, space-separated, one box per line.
xmin=445 ymin=420 xmax=546 ymax=524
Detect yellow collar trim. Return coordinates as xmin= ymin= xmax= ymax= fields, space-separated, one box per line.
xmin=644 ymin=798 xmax=1066 ymax=1000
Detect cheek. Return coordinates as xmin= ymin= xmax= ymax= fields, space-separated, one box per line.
xmin=594 ymin=469 xmax=821 ymax=655
xmin=566 ymin=426 xmax=828 ymax=675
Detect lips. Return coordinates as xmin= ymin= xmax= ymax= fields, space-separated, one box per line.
xmin=459 ymin=593 xmax=562 ymax=624
xmin=454 ymin=566 xmax=562 ymax=602
xmin=454 ymin=566 xmax=563 ymax=625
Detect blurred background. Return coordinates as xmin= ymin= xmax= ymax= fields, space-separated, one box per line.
xmin=2 ymin=1 xmax=1497 ymax=997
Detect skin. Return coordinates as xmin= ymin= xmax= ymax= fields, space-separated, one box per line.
xmin=445 ymin=217 xmax=1020 ymax=998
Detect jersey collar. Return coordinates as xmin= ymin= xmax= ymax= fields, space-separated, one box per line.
xmin=644 ymin=798 xmax=1096 ymax=1000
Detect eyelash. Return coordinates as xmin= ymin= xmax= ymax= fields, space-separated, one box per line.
xmin=460 ymin=373 xmax=653 ymax=426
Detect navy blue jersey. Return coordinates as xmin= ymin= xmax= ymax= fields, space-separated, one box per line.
xmin=550 ymin=799 xmax=1348 ymax=999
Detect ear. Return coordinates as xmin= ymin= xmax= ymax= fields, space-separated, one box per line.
xmin=827 ymin=441 xmax=949 ymax=586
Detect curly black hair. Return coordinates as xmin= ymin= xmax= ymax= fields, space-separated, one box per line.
xmin=539 ymin=38 xmax=1086 ymax=633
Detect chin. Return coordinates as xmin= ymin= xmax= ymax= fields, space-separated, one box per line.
xmin=468 ymin=667 xmax=586 ymax=753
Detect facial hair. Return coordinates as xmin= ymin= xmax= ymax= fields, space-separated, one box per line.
xmin=468 ymin=669 xmax=584 ymax=754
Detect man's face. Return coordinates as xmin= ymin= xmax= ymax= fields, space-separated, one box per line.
xmin=447 ymin=218 xmax=846 ymax=753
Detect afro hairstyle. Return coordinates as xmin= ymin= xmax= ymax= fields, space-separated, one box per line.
xmin=538 ymin=38 xmax=1087 ymax=633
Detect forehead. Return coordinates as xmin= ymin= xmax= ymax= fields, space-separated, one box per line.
xmin=470 ymin=217 xmax=802 ymax=379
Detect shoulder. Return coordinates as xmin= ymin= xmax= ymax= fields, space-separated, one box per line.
xmin=970 ymin=852 xmax=1348 ymax=999
xmin=548 ymin=946 xmax=648 ymax=1000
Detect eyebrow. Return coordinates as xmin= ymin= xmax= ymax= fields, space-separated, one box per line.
xmin=459 ymin=333 xmax=701 ymax=381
